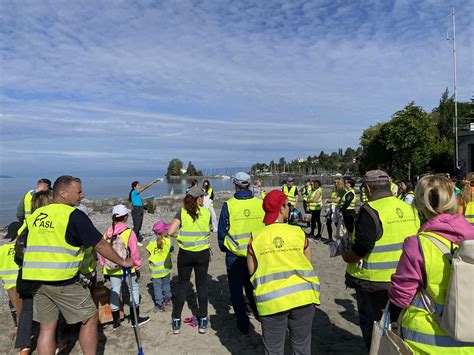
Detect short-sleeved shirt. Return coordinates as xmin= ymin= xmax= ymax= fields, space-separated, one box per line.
xmin=131 ymin=189 xmax=143 ymax=207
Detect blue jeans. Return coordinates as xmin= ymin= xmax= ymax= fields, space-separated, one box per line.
xmin=110 ymin=274 xmax=140 ymax=312
xmin=152 ymin=274 xmax=172 ymax=306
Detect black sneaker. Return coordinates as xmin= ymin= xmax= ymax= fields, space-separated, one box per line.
xmin=172 ymin=318 xmax=181 ymax=334
xmin=198 ymin=316 xmax=208 ymax=334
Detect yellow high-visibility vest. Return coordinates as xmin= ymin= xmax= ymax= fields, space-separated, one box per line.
xmin=250 ymin=223 xmax=320 ymax=316
xmin=283 ymin=185 xmax=297 ymax=205
xmin=203 ymin=187 xmax=214 ymax=207
xmin=23 ymin=204 xmax=84 ymax=281
xmin=340 ymin=188 xmax=357 ymax=210
xmin=146 ymin=237 xmax=172 ymax=278
xmin=23 ymin=190 xmax=35 ymax=218
xmin=177 ymin=207 xmax=211 ymax=252
xmin=400 ymin=232 xmax=474 ymax=353
xmin=464 ymin=200 xmax=474 ymax=226
xmin=308 ymin=187 xmax=323 ymax=211
xmin=0 ymin=240 xmax=19 ymax=290
xmin=79 ymin=247 xmax=97 ymax=275
xmin=346 ymin=196 xmax=420 ymax=282
xmin=224 ymin=197 xmax=265 ymax=257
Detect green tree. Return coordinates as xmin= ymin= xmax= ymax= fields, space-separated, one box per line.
xmin=186 ymin=161 xmax=198 ymax=176
xmin=166 ymin=159 xmax=184 ymax=177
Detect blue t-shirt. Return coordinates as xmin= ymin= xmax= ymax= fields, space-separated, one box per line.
xmin=131 ymin=189 xmax=143 ymax=206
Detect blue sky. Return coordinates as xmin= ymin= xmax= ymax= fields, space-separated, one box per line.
xmin=0 ymin=0 xmax=472 ymax=176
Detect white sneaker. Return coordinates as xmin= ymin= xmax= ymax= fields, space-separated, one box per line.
xmin=137 ymin=242 xmax=143 ymax=247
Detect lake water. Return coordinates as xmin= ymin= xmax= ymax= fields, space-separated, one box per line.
xmin=0 ymin=174 xmax=337 ymax=225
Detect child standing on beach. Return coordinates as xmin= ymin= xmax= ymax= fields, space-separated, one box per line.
xmin=147 ymin=220 xmax=173 ymax=312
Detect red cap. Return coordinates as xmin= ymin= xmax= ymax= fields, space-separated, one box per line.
xmin=263 ymin=190 xmax=287 ymax=225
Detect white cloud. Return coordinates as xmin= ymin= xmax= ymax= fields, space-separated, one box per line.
xmin=0 ymin=0 xmax=472 ymax=175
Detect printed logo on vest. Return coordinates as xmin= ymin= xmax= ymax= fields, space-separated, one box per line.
xmin=33 ymin=212 xmax=54 ymax=228
xmin=273 ymin=236 xmax=284 ymax=248
xmin=243 ymin=209 xmax=251 ymax=217
xmin=396 ymin=208 xmax=404 ymax=219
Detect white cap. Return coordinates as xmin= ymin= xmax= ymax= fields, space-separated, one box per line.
xmin=112 ymin=204 xmax=130 ymax=217
xmin=233 ymin=172 xmax=251 ymax=187
xmin=335 ymin=173 xmax=343 ymax=177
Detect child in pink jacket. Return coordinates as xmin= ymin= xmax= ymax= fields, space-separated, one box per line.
xmin=389 ymin=175 xmax=474 ymax=353
xmin=99 ymin=204 xmax=149 ymax=329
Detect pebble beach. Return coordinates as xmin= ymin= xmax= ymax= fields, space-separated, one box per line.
xmin=0 ymin=190 xmax=366 ymax=354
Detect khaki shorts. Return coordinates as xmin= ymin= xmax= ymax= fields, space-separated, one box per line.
xmin=33 ymin=281 xmax=97 ymax=324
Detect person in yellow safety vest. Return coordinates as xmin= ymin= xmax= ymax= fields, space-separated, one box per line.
xmin=360 ymin=183 xmax=369 ymax=204
xmin=251 ymin=179 xmax=266 ymax=199
xmin=301 ymin=179 xmax=313 ymax=213
xmin=342 ymin=170 xmax=420 ymax=351
xmin=389 ymin=174 xmax=399 ymax=196
xmin=16 ymin=178 xmax=52 ymax=223
xmin=0 ymin=222 xmax=22 ymax=338
xmin=397 ymin=180 xmax=415 ymax=205
xmin=217 ymin=172 xmax=265 ymax=334
xmin=457 ymin=172 xmax=474 ymax=225
xmin=21 ymin=175 xmax=133 ymax=355
xmin=325 ymin=177 xmax=344 ymax=242
xmin=166 ymin=186 xmax=212 ymax=335
xmin=389 ymin=175 xmax=474 ymax=354
xmin=247 ymin=190 xmax=320 ymax=354
xmin=339 ymin=177 xmax=357 ymax=235
xmin=308 ymin=180 xmax=323 ymax=239
xmin=202 ymin=180 xmax=215 ymax=207
xmin=282 ymin=177 xmax=299 ymax=207
xmin=14 ymin=190 xmax=53 ymax=354
xmin=147 ymin=220 xmax=173 ymax=312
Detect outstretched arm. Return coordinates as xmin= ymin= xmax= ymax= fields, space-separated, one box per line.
xmin=138 ymin=178 xmax=161 ymax=193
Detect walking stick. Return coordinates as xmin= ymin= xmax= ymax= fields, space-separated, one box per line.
xmin=123 ymin=267 xmax=144 ymax=355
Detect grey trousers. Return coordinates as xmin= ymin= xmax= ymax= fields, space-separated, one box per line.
xmin=261 ymin=304 xmax=315 ymax=355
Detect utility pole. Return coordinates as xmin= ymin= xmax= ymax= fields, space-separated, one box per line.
xmin=449 ymin=7 xmax=459 ymax=171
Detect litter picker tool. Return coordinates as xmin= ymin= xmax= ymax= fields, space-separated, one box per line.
xmin=123 ymin=266 xmax=144 ymax=355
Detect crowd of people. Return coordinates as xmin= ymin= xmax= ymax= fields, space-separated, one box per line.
xmin=1 ymin=170 xmax=473 ymax=354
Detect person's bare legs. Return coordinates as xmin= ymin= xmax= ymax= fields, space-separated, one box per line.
xmin=79 ymin=313 xmax=98 ymax=355
xmin=37 ymin=320 xmax=57 ymax=355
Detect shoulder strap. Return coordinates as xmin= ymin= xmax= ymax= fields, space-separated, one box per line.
xmin=419 ymin=233 xmax=453 ymax=262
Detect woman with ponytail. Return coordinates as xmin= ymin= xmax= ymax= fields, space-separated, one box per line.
xmin=166 ymin=187 xmax=212 ymax=335
xmin=389 ymin=175 xmax=474 ymax=353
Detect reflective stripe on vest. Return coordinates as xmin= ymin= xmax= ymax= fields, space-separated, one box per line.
xmin=146 ymin=237 xmax=172 ymax=278
xmin=177 ymin=207 xmax=210 ymax=252
xmin=22 ymin=204 xmax=83 ymax=281
xmin=400 ymin=231 xmax=474 ymax=353
xmin=251 ymin=269 xmax=318 ymax=288
xmin=283 ymin=186 xmax=297 ymax=205
xmin=401 ymin=328 xmax=474 ymax=348
xmin=224 ymin=197 xmax=265 ymax=257
xmin=346 ymin=196 xmax=420 ymax=282
xmin=308 ymin=188 xmax=322 ymax=211
xmin=340 ymin=189 xmax=356 ymax=210
xmin=250 ymin=223 xmax=320 ymax=316
xmin=0 ymin=241 xmax=19 ymax=290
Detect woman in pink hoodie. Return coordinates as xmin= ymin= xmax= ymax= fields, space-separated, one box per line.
xmin=99 ymin=204 xmax=149 ymax=330
xmin=389 ymin=175 xmax=474 ymax=354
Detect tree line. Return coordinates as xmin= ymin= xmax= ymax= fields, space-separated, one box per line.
xmin=251 ymin=89 xmax=473 ymax=180
xmin=166 ymin=159 xmax=203 ymax=177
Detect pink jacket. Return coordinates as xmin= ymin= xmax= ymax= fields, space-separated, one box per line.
xmin=389 ymin=214 xmax=474 ymax=308
xmin=99 ymin=222 xmax=142 ymax=269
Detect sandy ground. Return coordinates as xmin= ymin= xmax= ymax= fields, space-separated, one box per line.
xmin=0 ymin=191 xmax=366 ymax=354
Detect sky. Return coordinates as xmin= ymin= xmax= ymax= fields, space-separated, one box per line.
xmin=0 ymin=0 xmax=472 ymax=177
